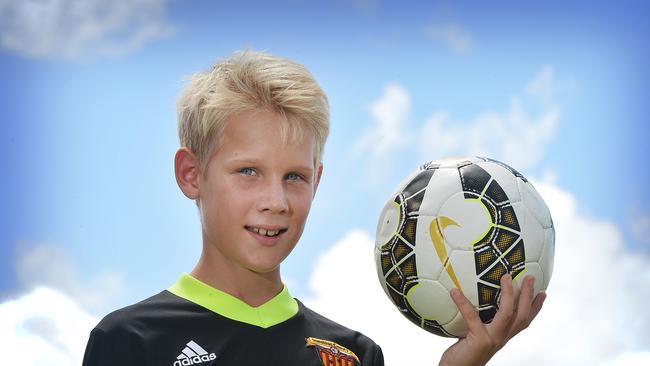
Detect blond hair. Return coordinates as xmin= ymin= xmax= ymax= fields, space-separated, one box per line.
xmin=177 ymin=50 xmax=329 ymax=171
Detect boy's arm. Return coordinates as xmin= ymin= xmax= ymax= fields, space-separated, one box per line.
xmin=438 ymin=274 xmax=546 ymax=366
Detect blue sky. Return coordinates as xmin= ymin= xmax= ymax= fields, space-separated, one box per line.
xmin=1 ymin=1 xmax=650 ymax=364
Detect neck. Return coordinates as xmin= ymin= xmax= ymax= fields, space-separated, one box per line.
xmin=190 ymin=246 xmax=283 ymax=308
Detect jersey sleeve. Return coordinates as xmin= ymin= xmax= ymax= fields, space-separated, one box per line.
xmin=371 ymin=344 xmax=385 ymax=366
xmin=82 ymin=327 xmax=143 ymax=366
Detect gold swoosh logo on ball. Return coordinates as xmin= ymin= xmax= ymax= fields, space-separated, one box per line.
xmin=430 ymin=216 xmax=463 ymax=292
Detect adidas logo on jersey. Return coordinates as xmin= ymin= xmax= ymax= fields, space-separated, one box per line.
xmin=173 ymin=340 xmax=216 ymax=366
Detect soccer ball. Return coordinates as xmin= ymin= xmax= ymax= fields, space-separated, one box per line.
xmin=374 ymin=157 xmax=554 ymax=337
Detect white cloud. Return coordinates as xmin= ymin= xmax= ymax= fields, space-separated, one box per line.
xmin=304 ymin=180 xmax=650 ymax=365
xmin=425 ymin=23 xmax=473 ymax=53
xmin=354 ymin=84 xmax=411 ymax=179
xmin=419 ymin=67 xmax=560 ymax=171
xmin=420 ymin=99 xmax=558 ymax=172
xmin=354 ymin=67 xmax=563 ymax=178
xmin=0 ymin=0 xmax=174 ymax=60
xmin=0 ymin=244 xmax=125 ymax=365
xmin=0 ymin=287 xmax=98 ymax=366
xmin=16 ymin=244 xmax=125 ymax=313
xmin=603 ymin=352 xmax=650 ymax=366
xmin=526 ymin=65 xmax=557 ymax=105
xmin=526 ymin=65 xmax=578 ymax=106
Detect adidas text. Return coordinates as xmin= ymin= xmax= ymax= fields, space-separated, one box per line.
xmin=173 ymin=353 xmax=216 ymax=366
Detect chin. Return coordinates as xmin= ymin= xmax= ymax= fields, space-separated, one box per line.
xmin=245 ymin=261 xmax=282 ymax=274
xmin=241 ymin=248 xmax=292 ymax=275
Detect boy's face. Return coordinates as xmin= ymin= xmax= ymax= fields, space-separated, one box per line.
xmin=197 ymin=110 xmax=322 ymax=275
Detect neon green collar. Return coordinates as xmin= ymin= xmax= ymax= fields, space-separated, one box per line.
xmin=167 ymin=273 xmax=298 ymax=328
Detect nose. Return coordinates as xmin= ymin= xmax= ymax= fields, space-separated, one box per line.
xmin=257 ymin=179 xmax=289 ymax=214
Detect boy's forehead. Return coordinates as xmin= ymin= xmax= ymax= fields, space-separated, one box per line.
xmin=225 ymin=111 xmax=311 ymax=141
xmin=215 ymin=110 xmax=317 ymax=163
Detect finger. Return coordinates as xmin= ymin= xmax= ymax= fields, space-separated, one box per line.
xmin=490 ymin=273 xmax=514 ymax=337
xmin=450 ymin=288 xmax=487 ymax=336
xmin=510 ymin=275 xmax=535 ymax=336
xmin=518 ymin=275 xmax=535 ymax=311
xmin=528 ymin=291 xmax=547 ymax=321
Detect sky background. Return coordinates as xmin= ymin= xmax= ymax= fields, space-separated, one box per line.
xmin=1 ymin=0 xmax=650 ymax=365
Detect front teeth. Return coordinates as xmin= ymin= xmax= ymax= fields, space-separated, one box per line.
xmin=249 ymin=227 xmax=280 ymax=237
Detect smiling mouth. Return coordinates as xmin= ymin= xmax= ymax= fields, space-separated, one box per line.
xmin=245 ymin=226 xmax=288 ymax=237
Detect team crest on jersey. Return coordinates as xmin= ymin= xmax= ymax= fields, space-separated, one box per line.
xmin=306 ymin=337 xmax=360 ymax=366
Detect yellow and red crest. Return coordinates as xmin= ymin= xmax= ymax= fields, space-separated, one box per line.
xmin=306 ymin=337 xmax=360 ymax=366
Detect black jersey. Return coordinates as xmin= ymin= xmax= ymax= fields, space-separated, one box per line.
xmin=82 ymin=274 xmax=384 ymax=366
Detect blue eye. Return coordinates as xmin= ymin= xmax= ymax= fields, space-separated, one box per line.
xmin=240 ymin=168 xmax=256 ymax=176
xmin=286 ymin=173 xmax=304 ymax=181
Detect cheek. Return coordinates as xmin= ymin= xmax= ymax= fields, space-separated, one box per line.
xmin=200 ymin=185 xmax=241 ymax=228
xmin=289 ymin=190 xmax=314 ymax=217
xmin=208 ymin=179 xmax=247 ymax=210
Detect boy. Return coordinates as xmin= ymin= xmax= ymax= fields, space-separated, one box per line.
xmin=82 ymin=51 xmax=545 ymax=366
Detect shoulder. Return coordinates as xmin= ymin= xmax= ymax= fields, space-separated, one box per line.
xmin=93 ymin=290 xmax=175 ymax=335
xmin=83 ymin=291 xmax=188 ymax=366
xmin=297 ymin=300 xmax=372 ymax=340
xmin=297 ymin=300 xmax=355 ymax=331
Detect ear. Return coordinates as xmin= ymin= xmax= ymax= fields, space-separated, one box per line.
xmin=312 ymin=163 xmax=323 ymax=198
xmin=175 ymin=147 xmax=201 ymax=200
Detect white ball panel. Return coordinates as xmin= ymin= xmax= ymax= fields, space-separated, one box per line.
xmin=519 ymin=262 xmax=544 ymax=295
xmin=509 ymin=201 xmax=526 ymax=233
xmin=518 ymin=180 xmax=553 ymax=229
xmin=430 ymin=156 xmax=481 ymax=168
xmin=446 ymin=249 xmax=480 ymax=306
xmin=417 ymin=167 xmax=463 ymax=216
xmin=375 ymin=199 xmax=401 ymax=248
xmin=414 ymin=215 xmax=445 ymax=280
xmin=538 ymin=227 xmax=555 ymax=289
xmin=443 ymin=309 xmax=468 ymax=337
xmin=475 ymin=161 xmax=522 ymax=204
xmin=405 ymin=279 xmax=457 ymax=325
xmin=521 ymin=204 xmax=545 ymax=262
xmin=438 ymin=193 xmax=492 ymax=251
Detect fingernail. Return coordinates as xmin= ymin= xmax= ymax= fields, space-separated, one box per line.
xmin=526 ymin=275 xmax=535 ymax=286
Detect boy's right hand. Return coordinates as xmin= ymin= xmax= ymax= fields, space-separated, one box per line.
xmin=438 ymin=274 xmax=546 ymax=366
